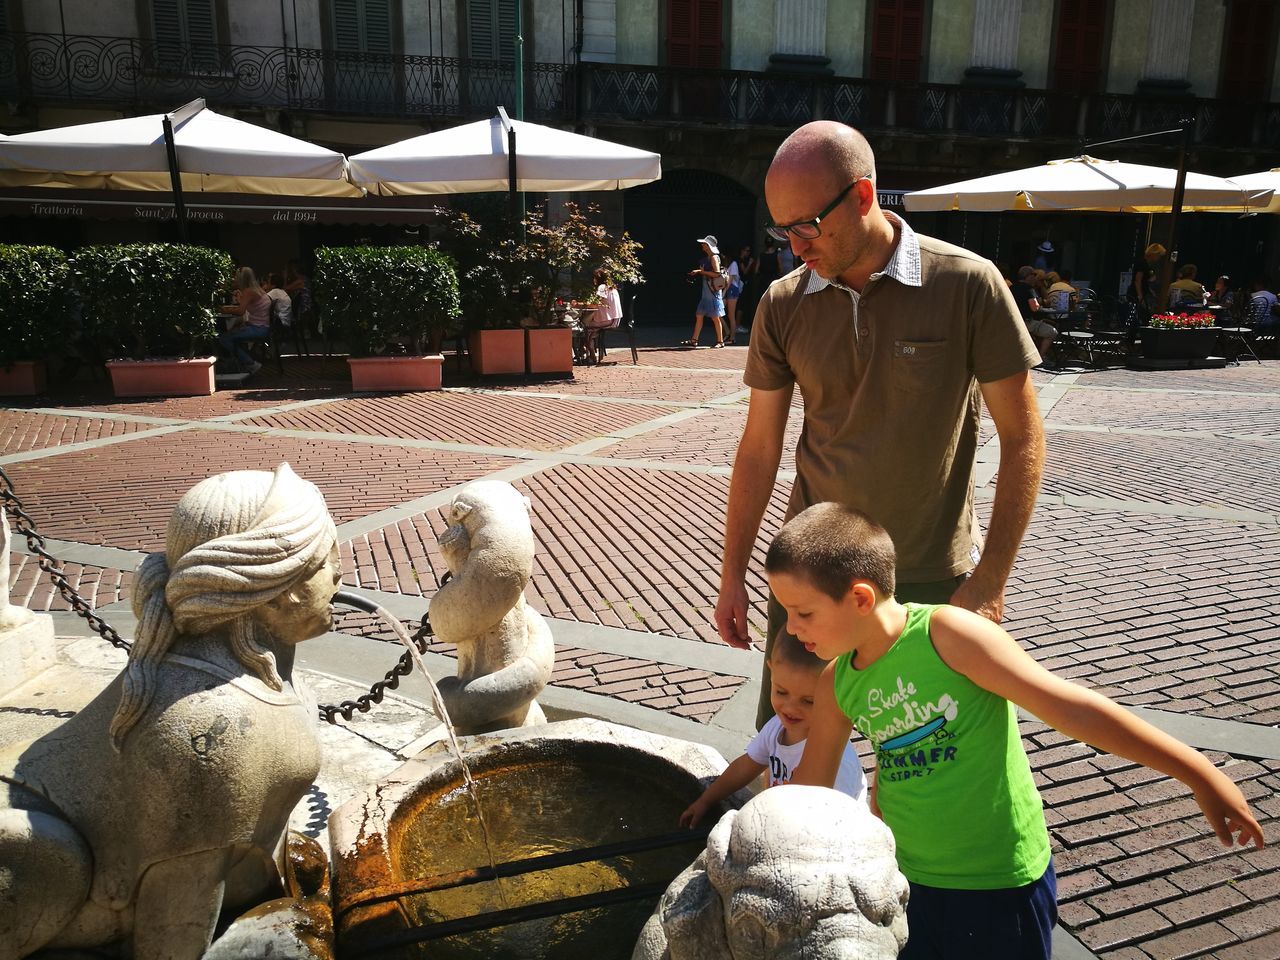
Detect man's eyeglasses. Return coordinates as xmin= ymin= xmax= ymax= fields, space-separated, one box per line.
xmin=765 ymin=177 xmax=869 ymax=243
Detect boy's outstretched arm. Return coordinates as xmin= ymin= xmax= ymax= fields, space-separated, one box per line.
xmin=791 ymin=661 xmax=854 ymax=789
xmin=679 ymin=754 xmax=766 ymax=827
xmin=930 ymin=607 xmax=1265 ymax=849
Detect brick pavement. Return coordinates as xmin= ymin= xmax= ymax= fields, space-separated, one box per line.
xmin=5 ymin=351 xmax=1280 ymax=958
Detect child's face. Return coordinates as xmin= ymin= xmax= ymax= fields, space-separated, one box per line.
xmin=767 ymin=657 xmax=818 ymax=738
xmin=770 ymin=570 xmax=858 ymax=661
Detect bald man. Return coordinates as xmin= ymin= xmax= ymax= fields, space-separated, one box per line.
xmin=713 ymin=122 xmax=1045 ymax=728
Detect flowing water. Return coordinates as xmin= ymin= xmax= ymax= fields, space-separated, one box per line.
xmin=350 ymin=597 xmax=510 ymax=909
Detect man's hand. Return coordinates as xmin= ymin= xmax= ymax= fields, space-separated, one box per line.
xmin=949 ymin=575 xmax=1004 ymax=623
xmin=714 ymin=581 xmax=754 ymax=649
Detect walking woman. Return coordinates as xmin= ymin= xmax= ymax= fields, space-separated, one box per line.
xmin=681 ymin=235 xmax=726 ymax=348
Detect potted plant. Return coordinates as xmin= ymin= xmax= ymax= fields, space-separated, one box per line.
xmin=71 ymin=243 xmax=231 ymax=397
xmin=437 ymin=210 xmax=527 ymax=375
xmin=313 ymin=245 xmax=460 ymax=391
xmin=0 ymin=244 xmax=71 ymax=396
xmin=1140 ymin=311 xmax=1220 ymax=360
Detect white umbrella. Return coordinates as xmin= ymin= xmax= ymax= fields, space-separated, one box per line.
xmin=349 ymin=110 xmax=661 ymax=195
xmin=903 ymin=156 xmax=1271 ymax=214
xmin=0 ymin=99 xmax=359 ymax=198
xmin=1224 ymin=169 xmax=1280 ymax=214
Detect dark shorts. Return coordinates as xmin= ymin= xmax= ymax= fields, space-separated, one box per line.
xmin=901 ymin=862 xmax=1057 ymax=960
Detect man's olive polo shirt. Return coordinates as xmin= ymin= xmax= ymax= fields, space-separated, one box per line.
xmin=744 ymin=217 xmax=1039 ymax=583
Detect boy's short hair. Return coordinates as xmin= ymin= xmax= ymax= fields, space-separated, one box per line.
xmin=769 ymin=630 xmax=830 ymax=672
xmin=765 ymin=502 xmax=896 ymax=601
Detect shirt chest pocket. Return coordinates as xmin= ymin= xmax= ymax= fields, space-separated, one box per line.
xmin=892 ymin=339 xmax=950 ymax=393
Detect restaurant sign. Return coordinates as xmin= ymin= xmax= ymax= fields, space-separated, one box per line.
xmin=1 ymin=191 xmax=443 ymax=225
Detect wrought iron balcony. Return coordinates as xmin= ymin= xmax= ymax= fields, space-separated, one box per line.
xmin=2 ymin=32 xmax=1276 ymax=151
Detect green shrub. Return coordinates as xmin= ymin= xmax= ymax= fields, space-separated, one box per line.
xmin=313 ymin=245 xmax=461 ymax=356
xmin=0 ymin=244 xmax=72 ymax=367
xmin=70 ymin=243 xmax=231 ymax=360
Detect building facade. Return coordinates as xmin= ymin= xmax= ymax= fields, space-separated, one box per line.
xmin=2 ymin=0 xmax=1278 ymax=317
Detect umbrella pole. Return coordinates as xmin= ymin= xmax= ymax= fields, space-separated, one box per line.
xmin=1157 ymin=118 xmax=1194 ymax=309
xmin=162 ymin=113 xmax=189 ymax=244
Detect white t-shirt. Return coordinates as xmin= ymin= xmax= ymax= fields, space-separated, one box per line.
xmin=266 ymin=287 xmax=292 ymax=326
xmin=746 ymin=715 xmax=868 ymax=802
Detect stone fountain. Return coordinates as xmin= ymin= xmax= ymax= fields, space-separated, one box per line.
xmin=1 ymin=469 xmax=910 ymax=960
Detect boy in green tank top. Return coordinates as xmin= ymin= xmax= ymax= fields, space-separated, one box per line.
xmin=770 ymin=502 xmax=1264 ymax=960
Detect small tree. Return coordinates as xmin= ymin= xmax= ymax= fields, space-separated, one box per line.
xmin=0 ymin=244 xmax=71 ymax=368
xmin=438 ymin=202 xmax=645 ymax=329
xmin=70 ymin=243 xmax=230 ymax=360
xmin=313 ymin=245 xmax=461 ymax=356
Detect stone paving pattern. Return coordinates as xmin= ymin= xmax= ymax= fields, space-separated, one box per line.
xmin=4 ymin=344 xmax=1279 ymax=958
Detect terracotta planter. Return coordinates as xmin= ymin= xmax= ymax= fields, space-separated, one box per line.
xmin=1139 ymin=326 xmax=1220 ymax=360
xmin=0 ymin=360 xmax=47 ymax=396
xmin=347 ymin=355 xmax=444 ymax=391
xmin=525 ymin=326 xmax=574 ymax=374
xmin=468 ymin=329 xmax=526 ymax=375
xmin=106 ymin=357 xmax=217 ymax=398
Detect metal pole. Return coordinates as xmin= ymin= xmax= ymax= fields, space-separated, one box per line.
xmin=162 ymin=98 xmax=206 ymax=245
xmin=514 ymin=0 xmax=525 ymax=120
xmin=1157 ymin=117 xmax=1194 ymax=309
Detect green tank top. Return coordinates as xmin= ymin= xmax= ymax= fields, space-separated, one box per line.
xmin=833 ymin=603 xmax=1050 ymax=889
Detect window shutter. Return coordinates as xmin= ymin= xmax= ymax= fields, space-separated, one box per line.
xmin=152 ymin=0 xmax=184 ymax=46
xmin=667 ymin=0 xmax=720 ymax=69
xmin=184 ymin=0 xmax=216 ymax=46
xmin=468 ymin=0 xmax=516 ymax=60
xmin=1052 ymin=0 xmax=1106 ymax=94
xmin=1219 ymin=0 xmax=1274 ymax=100
xmin=362 ymin=0 xmax=392 ymax=53
xmin=332 ymin=0 xmax=362 ymax=51
xmin=869 ymin=0 xmax=923 ymax=83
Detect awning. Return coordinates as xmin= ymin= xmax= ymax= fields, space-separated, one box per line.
xmin=0 ymin=188 xmax=446 ymax=225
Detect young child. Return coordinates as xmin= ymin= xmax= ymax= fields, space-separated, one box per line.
xmin=770 ymin=502 xmax=1265 ymax=960
xmin=679 ymin=631 xmax=866 ymax=827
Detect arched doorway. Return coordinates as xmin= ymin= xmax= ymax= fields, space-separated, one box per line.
xmin=624 ymin=169 xmax=757 ymax=327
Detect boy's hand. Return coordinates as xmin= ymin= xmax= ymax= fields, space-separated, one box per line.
xmin=1195 ymin=781 xmax=1266 ymax=849
xmin=679 ymin=798 xmax=709 ymax=829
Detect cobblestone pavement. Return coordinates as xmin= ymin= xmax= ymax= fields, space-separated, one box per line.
xmin=5 ymin=344 xmax=1279 ymax=959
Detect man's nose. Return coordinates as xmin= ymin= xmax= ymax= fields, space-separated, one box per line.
xmin=790 ymin=235 xmax=809 ymax=257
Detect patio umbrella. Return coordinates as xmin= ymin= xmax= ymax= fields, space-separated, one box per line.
xmin=348 ymin=109 xmax=662 ymax=196
xmin=0 ymin=98 xmax=360 ymax=206
xmin=1223 ymin=169 xmax=1280 ymax=214
xmin=903 ymin=156 xmax=1271 ymax=214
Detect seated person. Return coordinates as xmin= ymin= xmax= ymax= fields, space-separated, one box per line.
xmin=219 ymin=267 xmax=271 ymax=375
xmin=1044 ymin=270 xmax=1078 ymax=314
xmin=1010 ymin=266 xmax=1057 ymax=360
xmin=1248 ymin=277 xmax=1279 ymax=332
xmin=1207 ymin=275 xmax=1234 ymax=310
xmin=1169 ymin=264 xmax=1206 ymax=308
xmin=262 ymin=273 xmax=293 ymax=327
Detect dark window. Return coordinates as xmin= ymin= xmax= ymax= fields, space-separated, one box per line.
xmin=868 ymin=0 xmax=925 ymax=83
xmin=151 ymin=0 xmax=218 ymax=46
xmin=331 ymin=0 xmax=394 ymax=53
xmin=468 ymin=0 xmax=517 ymax=61
xmin=1052 ymin=0 xmax=1107 ymax=94
xmin=1219 ymin=0 xmax=1275 ymax=100
xmin=667 ymin=0 xmax=722 ymax=69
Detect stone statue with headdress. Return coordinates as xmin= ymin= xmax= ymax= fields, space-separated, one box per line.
xmin=0 ymin=463 xmax=340 ymax=960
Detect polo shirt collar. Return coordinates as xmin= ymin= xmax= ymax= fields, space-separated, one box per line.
xmin=802 ymin=211 xmax=923 ymax=295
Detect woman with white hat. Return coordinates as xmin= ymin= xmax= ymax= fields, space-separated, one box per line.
xmin=681 ymin=235 xmax=727 ymax=348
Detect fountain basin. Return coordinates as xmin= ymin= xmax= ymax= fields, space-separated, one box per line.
xmin=331 ymin=719 xmax=742 ymax=959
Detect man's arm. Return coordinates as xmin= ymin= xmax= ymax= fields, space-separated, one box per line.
xmin=951 ymin=370 xmax=1044 ymax=623
xmin=715 ymin=385 xmax=792 ymax=648
xmin=930 ymin=607 xmax=1265 ymax=849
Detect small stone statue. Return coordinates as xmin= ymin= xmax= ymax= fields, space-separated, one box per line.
xmin=0 ymin=505 xmax=35 ymax=631
xmin=0 ymin=463 xmax=340 ymax=960
xmin=632 ymin=786 xmax=910 ymax=960
xmin=430 ymin=480 xmax=554 ymax=735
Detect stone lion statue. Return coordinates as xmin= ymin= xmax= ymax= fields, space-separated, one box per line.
xmin=430 ymin=480 xmax=554 ymax=735
xmin=632 ymin=786 xmax=910 ymax=960
xmin=0 ymin=463 xmax=340 ymax=960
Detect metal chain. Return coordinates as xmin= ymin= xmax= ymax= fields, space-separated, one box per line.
xmin=317 ymin=611 xmax=434 ymax=725
xmin=0 ymin=463 xmax=436 ymax=725
xmin=0 ymin=465 xmax=131 ymax=651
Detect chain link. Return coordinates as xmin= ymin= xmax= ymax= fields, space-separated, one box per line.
xmin=0 ymin=464 xmax=434 ymax=725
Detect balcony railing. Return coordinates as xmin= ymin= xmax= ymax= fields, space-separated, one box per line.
xmin=2 ymin=32 xmax=1276 ymax=150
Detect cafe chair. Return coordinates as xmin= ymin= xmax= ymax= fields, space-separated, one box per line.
xmin=596 ymin=293 xmax=639 ymax=365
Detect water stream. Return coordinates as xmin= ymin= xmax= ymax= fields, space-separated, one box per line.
xmin=332 ymin=592 xmax=510 ymax=909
